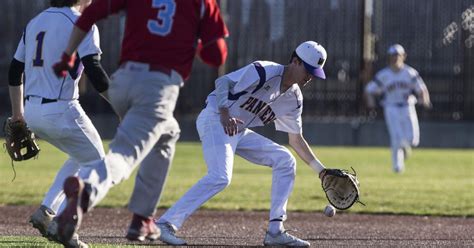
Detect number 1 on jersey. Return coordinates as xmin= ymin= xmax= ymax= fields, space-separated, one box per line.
xmin=147 ymin=0 xmax=176 ymax=36
xmin=33 ymin=31 xmax=45 ymax=67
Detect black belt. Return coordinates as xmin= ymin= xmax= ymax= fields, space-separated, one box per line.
xmin=26 ymin=96 xmax=58 ymax=104
xmin=394 ymin=103 xmax=408 ymax=107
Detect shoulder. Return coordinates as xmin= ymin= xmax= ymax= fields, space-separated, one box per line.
xmin=403 ymin=64 xmax=419 ymax=76
xmin=253 ymin=60 xmax=283 ymax=79
xmin=376 ymin=67 xmax=391 ymax=77
xmin=291 ymin=84 xmax=303 ymax=100
xmin=42 ymin=7 xmax=78 ymax=24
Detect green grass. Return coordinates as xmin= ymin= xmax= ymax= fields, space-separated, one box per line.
xmin=0 ymin=141 xmax=473 ymax=217
xmin=0 ymin=236 xmax=134 ymax=247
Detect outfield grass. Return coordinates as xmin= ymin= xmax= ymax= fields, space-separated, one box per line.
xmin=0 ymin=141 xmax=472 ymax=217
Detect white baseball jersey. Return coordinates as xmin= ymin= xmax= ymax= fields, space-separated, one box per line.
xmin=14 ymin=7 xmax=101 ymax=100
xmin=365 ymin=65 xmax=426 ymax=107
xmin=365 ymin=64 xmax=424 ymax=173
xmin=205 ymin=61 xmax=303 ymax=134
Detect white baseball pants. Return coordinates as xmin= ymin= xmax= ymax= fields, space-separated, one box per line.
xmin=384 ymin=104 xmax=420 ymax=172
xmin=24 ymin=96 xmax=105 ymax=214
xmin=158 ymin=107 xmax=296 ymax=229
xmin=77 ymin=62 xmax=182 ymax=211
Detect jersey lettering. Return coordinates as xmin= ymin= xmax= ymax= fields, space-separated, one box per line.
xmin=147 ymin=0 xmax=176 ymax=36
xmin=240 ymin=96 xmax=277 ymax=124
xmin=386 ymin=81 xmax=411 ymax=92
xmin=33 ymin=31 xmax=46 ymax=67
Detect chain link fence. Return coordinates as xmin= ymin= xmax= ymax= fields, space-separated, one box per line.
xmin=1 ymin=0 xmax=473 ymax=121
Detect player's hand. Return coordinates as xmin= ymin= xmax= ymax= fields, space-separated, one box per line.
xmin=219 ymin=108 xmax=244 ymax=136
xmin=423 ymin=101 xmax=433 ymax=110
xmin=10 ymin=115 xmax=25 ymax=123
xmin=221 ymin=117 xmax=244 ymax=136
xmin=53 ymin=52 xmax=76 ymax=77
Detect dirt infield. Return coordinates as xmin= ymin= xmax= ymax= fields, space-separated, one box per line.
xmin=0 ymin=206 xmax=473 ymax=247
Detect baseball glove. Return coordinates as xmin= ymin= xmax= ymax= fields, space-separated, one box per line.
xmin=3 ymin=118 xmax=40 ymax=161
xmin=321 ymin=167 xmax=363 ymax=210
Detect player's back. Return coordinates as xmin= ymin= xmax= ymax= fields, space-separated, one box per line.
xmin=21 ymin=7 xmax=80 ymax=99
xmin=119 ymin=0 xmax=227 ymax=79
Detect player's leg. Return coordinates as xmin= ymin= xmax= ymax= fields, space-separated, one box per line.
xmin=384 ymin=106 xmax=405 ymax=173
xmin=25 ymin=98 xmax=104 ymax=247
xmin=406 ymin=105 xmax=420 ymax=147
xmin=77 ymin=68 xmax=181 ymax=210
xmin=156 ymin=109 xmax=239 ymax=245
xmin=235 ymin=130 xmax=308 ymax=246
xmin=56 ymin=68 xmax=182 ymax=245
xmin=24 ymin=98 xmax=105 ymax=212
xmin=126 ymin=118 xmax=180 ymax=241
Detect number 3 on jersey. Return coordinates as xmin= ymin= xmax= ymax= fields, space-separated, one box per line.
xmin=148 ymin=0 xmax=176 ymax=36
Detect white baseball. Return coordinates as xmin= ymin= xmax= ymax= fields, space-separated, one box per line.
xmin=323 ymin=204 xmax=336 ymax=217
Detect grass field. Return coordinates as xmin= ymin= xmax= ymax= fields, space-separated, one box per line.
xmin=0 ymin=141 xmax=473 ymax=216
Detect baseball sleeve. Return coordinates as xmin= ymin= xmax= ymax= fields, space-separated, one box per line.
xmin=411 ymin=71 xmax=427 ymax=95
xmin=275 ymin=90 xmax=303 ymax=134
xmin=77 ymin=24 xmax=102 ymax=59
xmin=76 ymin=0 xmax=126 ymax=32
xmin=13 ymin=32 xmax=26 ymax=63
xmin=215 ymin=64 xmax=259 ymax=108
xmin=199 ymin=0 xmax=229 ymax=46
xmin=225 ymin=64 xmax=260 ymax=92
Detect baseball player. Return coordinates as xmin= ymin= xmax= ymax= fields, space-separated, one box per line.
xmin=365 ymin=44 xmax=431 ymax=173
xmin=51 ymin=0 xmax=229 ymax=245
xmin=7 ymin=0 xmax=111 ymax=247
xmin=155 ymin=41 xmax=328 ymax=247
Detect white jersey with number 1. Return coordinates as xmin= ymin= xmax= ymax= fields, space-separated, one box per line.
xmin=14 ymin=7 xmax=101 ymax=100
xmin=13 ymin=7 xmax=105 ymax=215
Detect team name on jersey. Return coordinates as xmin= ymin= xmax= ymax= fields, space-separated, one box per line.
xmin=239 ymin=96 xmax=277 ymax=124
xmin=386 ymin=81 xmax=411 ymax=92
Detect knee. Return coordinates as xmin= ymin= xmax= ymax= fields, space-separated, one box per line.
xmin=209 ymin=174 xmax=232 ymax=190
xmin=273 ymin=150 xmax=297 ymax=175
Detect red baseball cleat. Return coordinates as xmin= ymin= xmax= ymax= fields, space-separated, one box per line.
xmin=126 ymin=214 xmax=160 ymax=241
xmin=56 ymin=176 xmax=85 ymax=245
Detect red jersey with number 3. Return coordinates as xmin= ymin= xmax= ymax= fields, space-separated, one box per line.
xmin=76 ymin=0 xmax=229 ymax=80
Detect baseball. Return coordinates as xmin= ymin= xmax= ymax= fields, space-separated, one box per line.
xmin=323 ymin=204 xmax=336 ymax=217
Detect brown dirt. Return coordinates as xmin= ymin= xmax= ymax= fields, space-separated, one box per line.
xmin=0 ymin=206 xmax=473 ymax=247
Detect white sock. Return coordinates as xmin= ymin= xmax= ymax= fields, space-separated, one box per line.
xmin=268 ymin=220 xmax=284 ymax=235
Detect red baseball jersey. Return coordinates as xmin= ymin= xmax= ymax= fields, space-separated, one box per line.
xmin=76 ymin=0 xmax=229 ymax=80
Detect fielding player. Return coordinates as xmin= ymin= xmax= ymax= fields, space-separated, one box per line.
xmin=156 ymin=41 xmax=329 ymax=247
xmin=51 ymin=0 xmax=229 ymax=246
xmin=7 ymin=0 xmax=111 ymax=247
xmin=365 ymin=44 xmax=431 ymax=173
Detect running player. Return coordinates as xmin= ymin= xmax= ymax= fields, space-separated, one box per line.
xmin=7 ymin=0 xmax=111 ymax=247
xmin=50 ymin=0 xmax=229 ymax=246
xmin=155 ymin=41 xmax=328 ymax=247
xmin=365 ymin=44 xmax=431 ymax=173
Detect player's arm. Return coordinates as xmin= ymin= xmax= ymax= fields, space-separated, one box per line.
xmin=288 ymin=132 xmax=326 ymax=179
xmin=198 ymin=0 xmax=229 ymax=67
xmin=364 ymin=79 xmax=382 ymax=109
xmin=413 ymin=75 xmax=432 ymax=109
xmin=8 ymin=58 xmax=25 ymax=122
xmin=418 ymin=84 xmax=431 ymax=108
xmin=54 ymin=0 xmax=126 ymax=76
xmin=214 ymin=76 xmax=243 ymax=136
xmin=197 ymin=38 xmax=228 ymax=67
xmin=81 ymin=54 xmax=110 ymax=94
